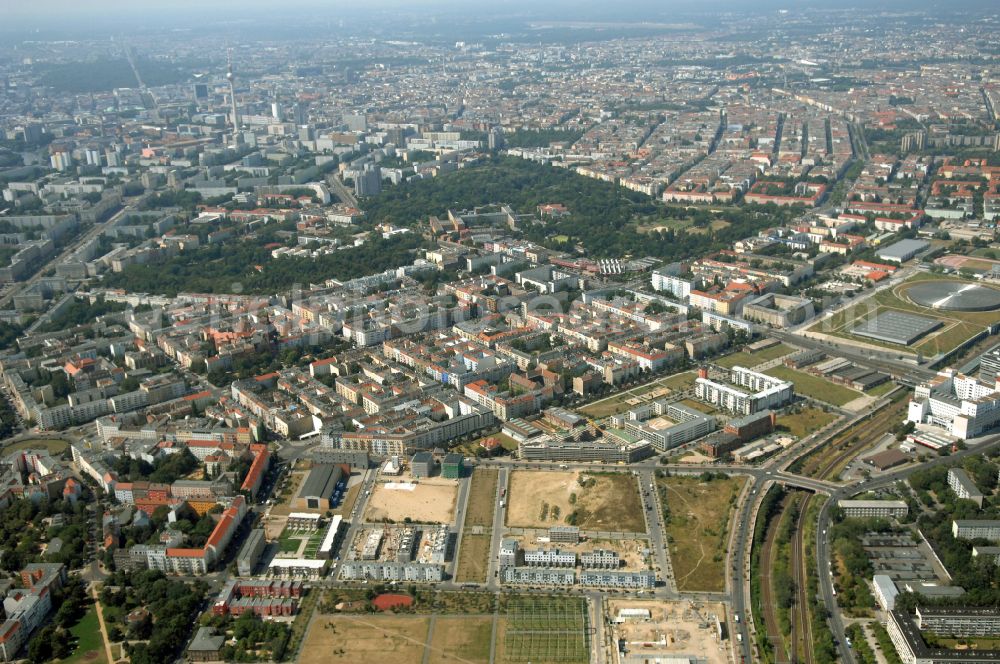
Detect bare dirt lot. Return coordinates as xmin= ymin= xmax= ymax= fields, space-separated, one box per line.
xmin=506 ymin=470 xmax=646 ymax=533
xmin=427 ymin=616 xmax=493 ymax=664
xmin=300 ymin=615 xmax=430 ymax=664
xmin=658 ymin=475 xmax=746 ymax=592
xmin=606 ymin=599 xmax=730 ymax=664
xmin=365 ymin=477 xmax=459 ymax=525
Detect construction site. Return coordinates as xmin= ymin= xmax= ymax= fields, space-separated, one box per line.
xmin=504 ymin=533 xmax=653 ymax=572
xmin=605 ymin=599 xmax=730 ymax=664
xmin=348 ymin=524 xmax=451 ymax=565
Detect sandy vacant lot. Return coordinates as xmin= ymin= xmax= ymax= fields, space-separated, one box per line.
xmin=365 ymin=478 xmax=458 ymax=525
xmin=300 ymin=615 xmax=430 ymax=664
xmin=506 ymin=470 xmax=646 ymax=533
xmin=606 ymin=600 xmax=730 ymax=664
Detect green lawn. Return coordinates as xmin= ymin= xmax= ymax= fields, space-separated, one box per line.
xmin=461 ymin=432 xmax=520 ymax=456
xmin=765 ymin=366 xmax=861 ymax=407
xmin=866 ymin=381 xmax=898 ymax=397
xmin=807 ymin=273 xmax=999 ymax=356
xmin=658 ymin=371 xmax=697 ymax=390
xmin=578 ymin=371 xmax=698 ymax=419
xmin=679 ymin=398 xmax=716 ymax=414
xmin=776 ymin=407 xmax=838 ymax=438
xmin=301 ymin=531 xmax=325 ymax=557
xmin=61 ymin=605 xmax=107 ymax=664
xmin=3 ymin=439 xmax=69 ymax=455
xmin=716 ymin=343 xmax=793 ymax=369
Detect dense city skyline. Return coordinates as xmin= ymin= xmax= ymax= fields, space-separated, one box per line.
xmin=0 ymin=3 xmax=999 ymax=664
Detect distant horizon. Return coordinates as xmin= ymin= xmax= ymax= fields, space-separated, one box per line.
xmin=2 ymin=0 xmax=997 ymax=34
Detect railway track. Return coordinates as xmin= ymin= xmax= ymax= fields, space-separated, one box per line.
xmin=790 ymin=494 xmax=814 ymax=664
xmin=757 ymin=492 xmax=789 ymax=663
xmin=799 ymin=397 xmax=908 ymax=481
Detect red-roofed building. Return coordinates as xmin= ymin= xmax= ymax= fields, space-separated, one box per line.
xmin=240 ymin=444 xmax=270 ymax=499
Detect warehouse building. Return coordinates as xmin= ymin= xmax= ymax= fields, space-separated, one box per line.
xmin=876 ymin=239 xmax=929 ymax=263
xmin=295 ymin=464 xmax=343 ymax=510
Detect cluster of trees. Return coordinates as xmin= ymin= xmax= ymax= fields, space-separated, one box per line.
xmin=138 ymin=189 xmax=204 ymax=211
xmin=363 ymin=156 xmax=796 ymax=260
xmin=37 ymin=58 xmax=187 ymax=93
xmin=111 ymin=448 xmax=200 ymax=485
xmin=102 ymin=232 xmax=425 ymax=296
xmin=100 ymin=569 xmax=207 ymax=664
xmin=0 ymin=396 xmax=17 ymax=439
xmin=36 ymin=296 xmax=128 ymax=333
xmin=502 ymin=128 xmax=585 ymax=148
xmin=828 ymin=516 xmax=892 ymax=613
xmin=26 ymin=579 xmax=92 ymax=662
xmin=200 ymin=611 xmax=291 ymax=662
xmin=0 ymin=495 xmax=93 ymax=572
xmin=901 ymin=459 xmax=1000 ymax=609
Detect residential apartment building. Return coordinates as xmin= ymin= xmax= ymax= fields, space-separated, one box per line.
xmin=501 ymin=566 xmax=575 ymax=586
xmin=838 ymin=500 xmax=909 ymax=519
xmin=948 ymin=468 xmax=984 ymax=507
xmin=339 ymin=562 xmax=444 ymax=582
xmin=695 ymin=366 xmax=794 ymax=415
xmin=579 ymin=570 xmax=656 ymax=589
xmin=523 ymin=549 xmax=576 ymax=568
xmin=952 ymin=520 xmax=1000 ymax=542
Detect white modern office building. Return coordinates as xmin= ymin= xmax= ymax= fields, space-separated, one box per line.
xmin=907 ymin=370 xmax=1000 ymax=440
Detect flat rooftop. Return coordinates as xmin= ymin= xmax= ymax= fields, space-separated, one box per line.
xmin=852 ymin=310 xmax=943 ymax=345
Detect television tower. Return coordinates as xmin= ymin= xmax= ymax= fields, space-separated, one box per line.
xmin=226 ymin=49 xmax=241 ymax=138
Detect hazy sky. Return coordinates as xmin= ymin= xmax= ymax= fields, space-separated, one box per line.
xmin=3 ymin=0 xmax=992 ymax=33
